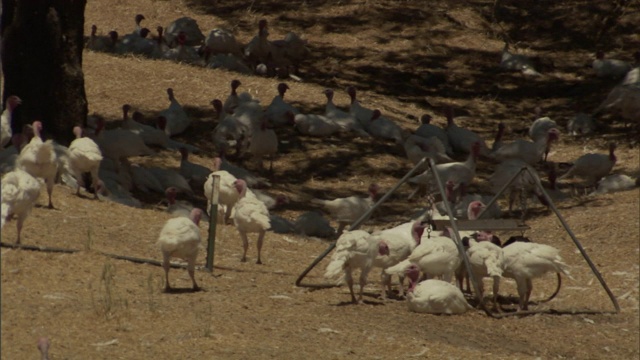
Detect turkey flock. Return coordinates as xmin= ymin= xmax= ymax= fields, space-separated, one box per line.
xmin=1 ymin=13 xmax=639 ymax=317
xmin=85 ymin=15 xmax=309 ymax=79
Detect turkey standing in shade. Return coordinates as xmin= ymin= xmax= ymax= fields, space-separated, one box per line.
xmin=159 ymin=88 xmax=191 ymax=136
xmin=1 ymin=95 xmax=21 ymax=148
xmin=559 ymin=143 xmax=617 ymax=186
xmin=68 ymin=126 xmax=102 ymax=198
xmin=311 ymin=183 xmax=379 ymax=236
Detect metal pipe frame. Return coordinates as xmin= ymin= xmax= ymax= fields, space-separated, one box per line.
xmin=295 ymin=157 xmax=429 ymax=288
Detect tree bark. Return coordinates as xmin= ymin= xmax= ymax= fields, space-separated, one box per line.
xmin=1 ymin=0 xmax=87 ymax=145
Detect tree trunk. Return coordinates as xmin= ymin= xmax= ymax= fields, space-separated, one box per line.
xmin=1 ymin=0 xmax=87 ymax=145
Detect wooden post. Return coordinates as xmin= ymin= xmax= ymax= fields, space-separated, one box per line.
xmin=206 ymin=175 xmax=221 ymax=272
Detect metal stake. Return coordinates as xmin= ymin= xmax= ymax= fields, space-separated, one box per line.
xmin=427 ymin=158 xmax=495 ymax=317
xmin=206 ymin=175 xmax=221 ymax=272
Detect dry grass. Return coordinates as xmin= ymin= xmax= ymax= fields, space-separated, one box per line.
xmin=2 ymin=0 xmax=640 ymax=358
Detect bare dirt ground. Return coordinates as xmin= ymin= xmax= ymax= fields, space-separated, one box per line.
xmin=2 ymin=0 xmax=640 ymax=359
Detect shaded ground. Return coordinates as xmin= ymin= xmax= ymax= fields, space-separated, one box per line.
xmin=2 ymin=0 xmax=639 ymax=359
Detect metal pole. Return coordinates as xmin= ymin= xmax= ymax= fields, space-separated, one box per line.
xmin=527 ymin=167 xmax=621 ymax=313
xmin=206 ymin=175 xmax=221 ymax=272
xmin=427 ymin=158 xmax=495 ymax=317
xmin=295 ymin=157 xmax=429 ymax=288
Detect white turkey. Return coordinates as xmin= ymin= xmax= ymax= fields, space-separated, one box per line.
xmin=593 ymin=84 xmax=640 ymax=127
xmin=95 ymin=176 xmax=140 ymax=208
xmin=68 ymin=126 xmax=102 ymax=198
xmin=292 ymin=112 xmax=341 ymax=137
xmin=150 ymin=26 xmax=170 ymax=59
xmin=500 ymin=43 xmax=541 ymax=76
xmin=159 ymin=88 xmax=191 ymax=136
xmin=122 ymin=107 xmax=166 ymax=146
xmin=222 ymin=79 xmax=243 ymax=115
xmin=0 ymin=134 xmax=23 ymax=174
xmin=126 ymin=162 xmax=164 ymax=193
xmin=215 ymin=152 xmax=271 ymax=188
xmin=293 ymin=211 xmax=336 ymax=239
xmin=1 ymin=95 xmax=21 ymax=148
xmin=372 ymin=220 xmax=426 ymax=299
xmin=592 ymin=51 xmax=632 ymax=79
xmin=415 ymin=114 xmax=453 ymax=156
xmin=99 ymin=158 xmax=133 ymax=191
xmin=178 ymin=148 xmax=211 ymax=190
xmin=567 ymin=113 xmax=597 ymax=136
xmin=122 ymin=109 xmax=168 ymax=148
xmin=621 ymin=52 xmax=640 ymax=85
xmin=404 ymin=264 xmax=472 ymax=314
xmin=408 ymin=141 xmax=481 ymax=193
xmin=204 ymin=158 xmax=241 ymax=224
xmin=501 ymin=236 xmax=571 ymax=310
xmin=492 ymin=128 xmax=559 ymax=165
xmin=119 ymin=28 xmax=154 ymax=56
xmin=248 ymin=117 xmax=278 ymax=172
xmin=489 ymin=159 xmax=548 ymax=216
xmin=16 ymin=121 xmax=58 ymax=208
xmin=365 ymin=109 xmax=404 ymax=144
xmin=253 ymin=190 xmax=288 ymax=210
xmin=157 ymin=208 xmax=203 ymax=292
xmin=244 ymin=19 xmax=272 ymax=68
xmin=162 ymin=31 xmax=201 ymax=64
xmin=463 ymin=237 xmax=504 ymax=310
xmin=444 ymin=107 xmax=490 ymax=156
xmin=211 ymin=99 xmax=245 ymax=156
xmin=1 ymin=168 xmax=41 ymax=243
xmin=164 ymin=17 xmax=205 ymax=47
xmin=591 ymin=174 xmax=639 ymax=195
xmin=205 ymin=28 xmax=242 ymax=56
xmin=164 ymin=186 xmax=214 ymax=221
xmin=269 ymin=214 xmax=295 ymax=234
xmin=529 ymin=110 xmax=558 ymax=142
xmin=86 ymin=25 xmax=116 ymax=52
xmin=324 ymin=89 xmax=370 ymax=137
xmin=324 ymin=229 xmax=390 ymax=304
xmin=154 ymin=115 xmax=202 ymax=153
xmin=146 ymin=166 xmax=193 ymax=197
xmin=93 ymin=117 xmax=154 ymax=168
xmin=346 ymin=86 xmax=374 ymax=127
xmin=269 ymin=31 xmax=310 ymax=67
xmin=488 ymin=123 xmax=506 ymax=155
xmin=204 ymin=51 xmax=253 ymax=74
xmin=384 ymin=230 xmax=461 ymax=286
xmin=559 ymin=143 xmax=617 ymax=185
xmin=264 ymin=83 xmax=300 ymax=127
xmin=451 ymin=183 xmax=502 ymax=219
xmin=232 ymin=179 xmax=270 ymax=264
xmin=311 ymin=183 xmax=379 ymax=236
xmin=403 ymin=134 xmax=453 ymax=167
xmin=131 ymin=14 xmax=145 ymax=35
xmin=528 ymin=109 xmax=558 ymax=162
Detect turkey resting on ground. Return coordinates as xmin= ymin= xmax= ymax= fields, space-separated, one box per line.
xmin=405 ymin=264 xmax=472 ymax=314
